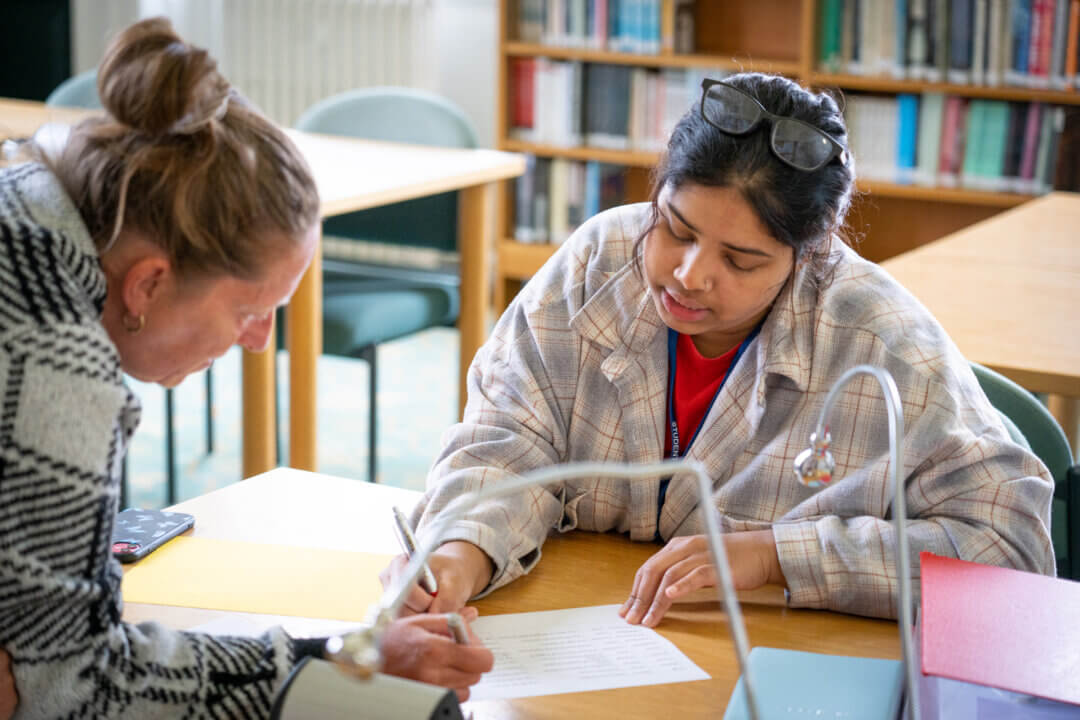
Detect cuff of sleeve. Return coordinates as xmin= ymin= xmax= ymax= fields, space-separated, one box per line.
xmin=290 ymin=636 xmax=327 ymax=662
xmin=434 ymin=520 xmax=528 ymax=599
xmin=772 ymin=521 xmax=829 ymax=609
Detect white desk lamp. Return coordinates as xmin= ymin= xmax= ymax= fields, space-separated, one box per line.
xmin=786 ymin=364 xmax=921 ymax=720
xmin=276 ymin=365 xmax=917 ymax=720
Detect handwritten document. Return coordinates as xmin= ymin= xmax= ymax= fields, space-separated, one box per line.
xmin=467 ymin=604 xmax=709 ymax=701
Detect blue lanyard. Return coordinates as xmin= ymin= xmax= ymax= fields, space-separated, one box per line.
xmin=655 ymin=325 xmax=761 ymax=539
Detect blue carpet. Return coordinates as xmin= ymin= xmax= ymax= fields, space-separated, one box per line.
xmin=124 ymin=327 xmax=459 ymax=508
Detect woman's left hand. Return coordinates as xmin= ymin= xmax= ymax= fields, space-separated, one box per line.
xmin=0 ymin=649 xmax=17 ymax=720
xmin=619 ymin=530 xmax=784 ymax=628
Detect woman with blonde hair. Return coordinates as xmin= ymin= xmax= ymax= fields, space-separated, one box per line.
xmin=0 ymin=18 xmax=491 ymax=718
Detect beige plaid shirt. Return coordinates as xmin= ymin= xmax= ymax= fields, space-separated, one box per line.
xmin=415 ymin=203 xmax=1054 ymax=619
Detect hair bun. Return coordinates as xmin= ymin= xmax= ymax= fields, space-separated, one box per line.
xmin=98 ymin=17 xmax=230 ymax=137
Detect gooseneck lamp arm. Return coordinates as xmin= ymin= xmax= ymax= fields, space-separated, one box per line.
xmin=793 ymin=364 xmax=920 ymax=720
xmin=326 ymin=459 xmax=761 ymax=720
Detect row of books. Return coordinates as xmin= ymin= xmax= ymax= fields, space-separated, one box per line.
xmin=513 ymin=157 xmax=628 ymax=244
xmin=516 ymin=0 xmax=695 ymax=54
xmin=509 ymin=60 xmax=718 ymax=151
xmin=819 ymin=0 xmax=1080 ymax=89
xmin=846 ymin=93 xmax=1080 ymax=193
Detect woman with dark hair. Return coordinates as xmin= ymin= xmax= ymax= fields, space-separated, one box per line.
xmin=383 ymin=72 xmax=1055 ymax=623
xmin=0 ymin=17 xmax=491 ymax=719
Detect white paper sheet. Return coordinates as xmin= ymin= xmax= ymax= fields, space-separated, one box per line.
xmin=466 ymin=604 xmax=710 ymax=701
xmin=191 ymin=613 xmax=364 ymax=639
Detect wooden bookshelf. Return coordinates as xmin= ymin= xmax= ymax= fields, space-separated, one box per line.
xmin=494 ymin=0 xmax=1071 ymax=311
xmin=811 ymin=73 xmax=1080 ymax=105
xmin=502 ymin=139 xmax=658 ymax=167
xmin=505 ymin=42 xmax=802 ymax=74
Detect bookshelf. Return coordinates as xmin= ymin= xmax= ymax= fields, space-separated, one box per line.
xmin=494 ymin=0 xmax=1080 ymax=309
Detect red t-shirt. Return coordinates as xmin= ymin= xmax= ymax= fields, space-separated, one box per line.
xmin=664 ymin=333 xmax=738 ymax=457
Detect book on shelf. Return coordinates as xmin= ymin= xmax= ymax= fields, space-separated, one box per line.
xmin=847 ymin=92 xmax=1078 ymax=194
xmin=1068 ymin=0 xmax=1080 ymax=87
xmin=513 ymin=155 xmax=627 ymax=247
xmin=897 ymin=93 xmax=920 ymax=183
xmin=914 ymin=92 xmax=946 ymax=185
xmin=819 ymin=0 xmax=1080 ymax=87
xmin=517 ymin=0 xmax=675 ymax=54
xmin=509 ymin=61 xmax=717 ymax=153
xmin=671 ymin=0 xmax=695 ymax=54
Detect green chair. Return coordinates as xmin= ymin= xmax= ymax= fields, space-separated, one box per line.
xmin=970 ymin=362 xmax=1078 ymax=579
xmin=47 ymin=71 xmax=211 ymax=505
xmin=44 ymin=69 xmax=101 ymax=109
xmin=290 ymin=87 xmax=475 ymax=482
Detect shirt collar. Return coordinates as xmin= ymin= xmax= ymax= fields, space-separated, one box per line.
xmin=13 ymin=162 xmax=107 ymax=316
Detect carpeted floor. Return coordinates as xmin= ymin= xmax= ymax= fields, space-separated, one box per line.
xmin=124 ymin=327 xmax=459 ymax=509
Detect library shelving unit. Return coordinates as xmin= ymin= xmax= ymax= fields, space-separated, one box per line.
xmin=492 ymin=0 xmax=1080 ymax=311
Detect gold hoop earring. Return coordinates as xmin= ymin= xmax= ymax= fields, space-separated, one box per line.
xmin=123 ymin=312 xmax=145 ymax=334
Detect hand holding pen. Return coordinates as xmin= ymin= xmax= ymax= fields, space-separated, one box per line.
xmin=380 ymin=510 xmax=497 ymax=617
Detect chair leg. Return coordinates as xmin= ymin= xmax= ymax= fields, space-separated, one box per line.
xmin=274 ymin=352 xmax=282 ymax=466
xmin=357 ymin=344 xmax=378 ymax=483
xmin=205 ymin=366 xmax=214 ymax=455
xmin=165 ymin=388 xmax=177 ymax=506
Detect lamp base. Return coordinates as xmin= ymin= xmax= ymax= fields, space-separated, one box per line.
xmin=724 ymin=647 xmax=903 ymax=720
xmin=271 ymin=657 xmax=465 ymax=720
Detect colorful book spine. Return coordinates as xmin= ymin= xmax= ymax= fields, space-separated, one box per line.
xmin=1009 ymin=0 xmax=1033 ymax=84
xmin=895 ymin=0 xmax=910 ymax=75
xmin=939 ymin=96 xmax=969 ymax=186
xmin=971 ymin=0 xmax=988 ymax=84
xmin=915 ymin=92 xmax=946 ymax=185
xmin=1067 ymin=0 xmax=1080 ymax=86
xmin=949 ymin=0 xmax=976 ymax=82
xmin=1051 ymin=0 xmax=1073 ymax=87
xmin=961 ymin=99 xmax=986 ymax=186
xmin=897 ymin=93 xmax=920 ymax=183
xmin=1019 ymin=101 xmax=1044 ymax=191
xmin=820 ymin=0 xmax=844 ymax=70
xmin=908 ymin=0 xmax=932 ymax=78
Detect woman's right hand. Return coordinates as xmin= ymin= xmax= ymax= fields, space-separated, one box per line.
xmin=0 ymin=649 xmax=17 ymax=720
xmin=379 ymin=608 xmax=494 ymax=701
xmin=379 ymin=541 xmax=495 ymax=616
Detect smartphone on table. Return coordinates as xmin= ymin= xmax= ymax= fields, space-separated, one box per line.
xmin=111 ymin=508 xmax=195 ymax=563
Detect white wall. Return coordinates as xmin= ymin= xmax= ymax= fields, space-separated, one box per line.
xmin=71 ymin=0 xmax=499 ymax=147
xmin=432 ymin=0 xmax=497 ymax=147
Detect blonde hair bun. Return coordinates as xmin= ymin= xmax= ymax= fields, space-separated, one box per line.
xmin=97 ymin=17 xmax=230 ymax=137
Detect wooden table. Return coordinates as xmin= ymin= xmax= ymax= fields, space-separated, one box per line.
xmin=123 ymin=469 xmax=901 ymax=719
xmin=881 ymin=192 xmax=1080 ymax=456
xmin=0 ymin=98 xmax=526 ymax=477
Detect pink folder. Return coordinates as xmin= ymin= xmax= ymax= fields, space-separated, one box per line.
xmin=920 ymin=552 xmax=1080 ymax=708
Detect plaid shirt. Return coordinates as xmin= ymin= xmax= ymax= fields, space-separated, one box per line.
xmin=415 ymin=203 xmax=1054 ymax=619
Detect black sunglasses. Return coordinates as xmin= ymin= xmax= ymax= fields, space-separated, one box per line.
xmin=699 ymin=79 xmax=848 ymax=172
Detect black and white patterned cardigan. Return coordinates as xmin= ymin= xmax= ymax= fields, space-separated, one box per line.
xmin=0 ymin=162 xmax=315 ymax=719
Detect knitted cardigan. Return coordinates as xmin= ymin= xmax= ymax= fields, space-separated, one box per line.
xmin=0 ymin=162 xmax=316 ymax=719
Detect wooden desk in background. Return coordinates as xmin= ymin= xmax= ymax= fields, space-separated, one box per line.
xmin=881 ymin=192 xmax=1080 ymax=456
xmin=123 ymin=469 xmax=901 ymax=720
xmin=0 ymin=98 xmax=526 ymax=478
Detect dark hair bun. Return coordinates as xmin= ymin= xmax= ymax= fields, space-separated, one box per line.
xmin=97 ymin=16 xmax=230 ymax=137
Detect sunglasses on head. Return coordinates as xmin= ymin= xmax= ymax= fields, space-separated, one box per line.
xmin=699 ymin=79 xmax=848 ymax=172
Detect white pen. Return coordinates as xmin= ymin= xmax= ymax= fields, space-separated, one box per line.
xmin=446 ymin=613 xmax=470 ymax=645
xmin=391 ymin=506 xmax=439 ymax=596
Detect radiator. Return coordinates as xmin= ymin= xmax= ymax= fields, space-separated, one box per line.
xmin=77 ymin=0 xmax=436 ymax=127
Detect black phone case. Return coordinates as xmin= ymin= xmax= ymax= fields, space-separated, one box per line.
xmin=111 ymin=508 xmax=195 ymax=563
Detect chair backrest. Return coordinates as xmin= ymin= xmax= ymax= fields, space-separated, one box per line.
xmin=295 ymin=87 xmax=478 ymax=253
xmin=45 ymin=70 xmax=101 ymax=109
xmin=970 ymin=361 xmax=1076 ymax=578
xmin=296 ymin=87 xmax=477 ymax=149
